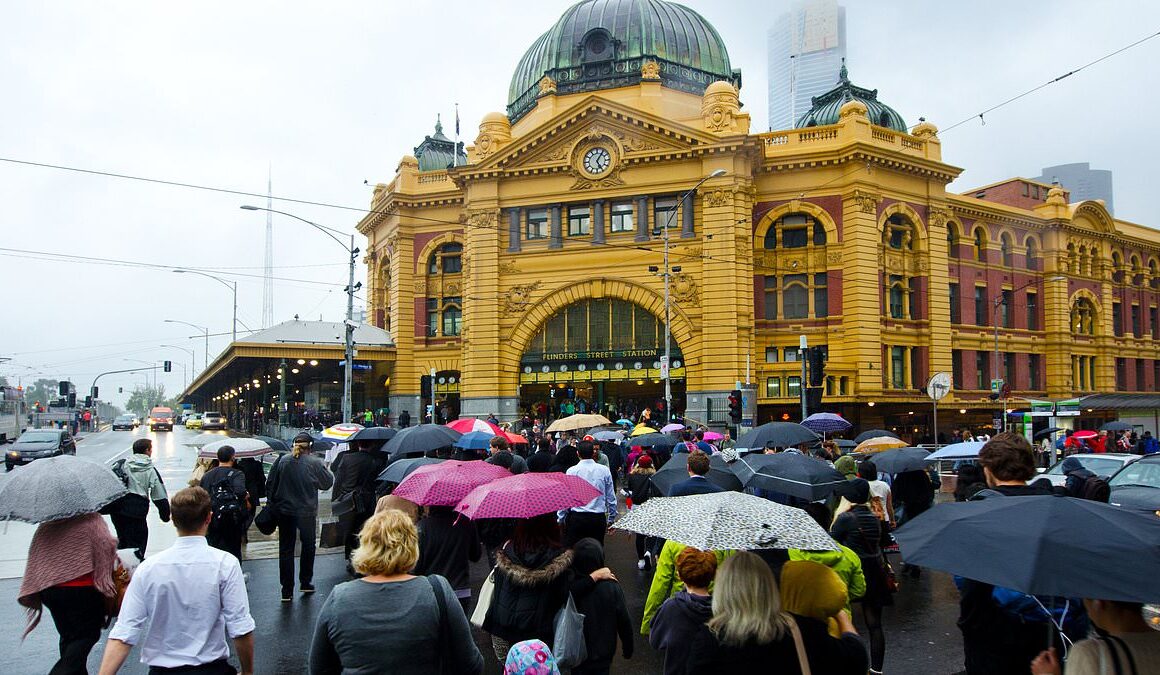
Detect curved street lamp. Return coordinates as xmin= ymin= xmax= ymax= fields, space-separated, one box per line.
xmin=164 ymin=319 xmax=210 ymax=369
xmin=172 ymin=269 xmax=239 ymax=343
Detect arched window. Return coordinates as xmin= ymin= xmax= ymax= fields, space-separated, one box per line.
xmin=427 ymin=242 xmax=463 ymax=275
xmin=1131 ymin=255 xmax=1142 ymax=284
xmin=1079 ymin=246 xmax=1090 ymax=277
xmin=1066 ymin=243 xmax=1077 ymax=274
xmin=780 ymin=214 xmax=811 ymax=248
xmin=1071 ymin=297 xmax=1097 ymax=335
xmin=973 ymin=227 xmax=987 ymax=262
xmin=889 ymin=283 xmax=906 ymax=319
xmin=763 ymin=225 xmax=777 ymax=250
xmin=1025 ymin=237 xmax=1039 ymax=270
xmin=441 ymin=305 xmax=462 ymax=336
xmin=885 ymin=214 xmax=914 ymax=250
xmin=947 ymin=223 xmax=960 ymax=259
xmin=1112 ymin=251 xmax=1124 ymax=283
xmin=782 ymin=275 xmax=809 ymax=319
xmin=813 ymin=221 xmax=827 ymax=245
xmin=1000 ymin=233 xmax=1013 ymax=267
xmin=524 ymin=299 xmax=664 ymax=356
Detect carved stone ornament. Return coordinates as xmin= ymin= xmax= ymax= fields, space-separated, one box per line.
xmin=503 ymin=282 xmax=542 ymax=316
xmin=704 ymin=189 xmax=732 ymax=207
xmin=468 ymin=209 xmax=498 ymax=229
xmin=384 ymin=233 xmax=400 ymax=251
xmin=670 ymin=273 xmax=700 ymax=306
xmin=827 ymin=250 xmax=843 ymax=264
xmin=445 ymin=281 xmax=461 ymax=296
xmin=475 ymin=133 xmax=496 ymax=158
xmin=928 ymin=206 xmax=950 ymax=229
xmin=498 ymin=260 xmax=520 ymax=275
xmin=700 ymin=81 xmax=740 ymax=133
xmin=570 ymin=166 xmax=625 ymax=190
xmin=538 ymin=76 xmax=557 ymax=96
xmin=852 ymin=189 xmax=879 ymax=214
xmin=640 ymin=59 xmax=661 ymax=80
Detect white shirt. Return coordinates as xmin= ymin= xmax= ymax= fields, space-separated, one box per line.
xmin=565 ymin=458 xmax=618 ymax=520
xmin=867 ymin=479 xmax=893 ymax=523
xmin=110 ymin=535 xmax=255 ymax=668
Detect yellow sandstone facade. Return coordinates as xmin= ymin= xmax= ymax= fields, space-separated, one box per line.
xmin=356 ymin=0 xmax=1160 ymax=438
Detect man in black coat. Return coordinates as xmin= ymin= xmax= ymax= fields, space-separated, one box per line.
xmin=330 ymin=441 xmax=387 ymax=567
xmin=200 ymin=445 xmax=249 ymax=561
xmin=668 ymin=452 xmax=725 ymax=497
xmin=527 ymin=438 xmax=556 ymax=473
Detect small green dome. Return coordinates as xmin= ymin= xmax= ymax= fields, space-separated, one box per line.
xmin=795 ymin=62 xmax=907 ymax=133
xmin=413 ymin=117 xmax=466 ymax=172
xmin=508 ymin=0 xmax=739 ymax=122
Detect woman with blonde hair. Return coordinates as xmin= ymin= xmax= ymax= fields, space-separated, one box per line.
xmin=266 ymin=432 xmax=334 ymax=602
xmin=686 ymin=551 xmax=867 ymax=673
xmin=309 ymin=509 xmax=483 ymax=674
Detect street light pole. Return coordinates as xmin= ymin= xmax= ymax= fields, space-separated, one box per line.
xmin=172 ymin=270 xmax=238 ymax=343
xmin=652 ymin=169 xmax=726 ymax=424
xmin=164 ymin=319 xmax=209 ymax=368
xmin=241 ymin=205 xmax=359 ymax=423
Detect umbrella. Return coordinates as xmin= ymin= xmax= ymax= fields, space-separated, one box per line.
xmin=445 ymin=418 xmax=501 ymax=435
xmin=545 ymin=413 xmax=612 ymax=434
xmin=630 ymin=424 xmax=655 ymax=437
xmin=384 ymin=424 xmax=461 ymax=458
xmin=349 ymin=427 xmax=399 ymax=443
xmin=612 ymin=492 xmax=838 ymax=552
xmin=736 ymin=422 xmax=819 ymax=451
xmin=1100 ymin=421 xmax=1133 ymax=432
xmin=853 ymin=429 xmax=901 ymax=443
xmin=894 ymin=496 xmax=1160 ymax=602
xmin=1072 ymin=429 xmax=1098 ymax=440
xmin=702 ymin=431 xmax=723 ymax=441
xmin=801 ymin=412 xmax=852 ymax=434
xmin=925 ymin=441 xmax=986 ymax=460
xmin=591 ymin=430 xmax=623 ymax=442
xmin=0 ymin=456 xmax=127 ymax=523
xmin=731 ymin=453 xmax=847 ymax=501
xmin=499 ymin=430 xmax=530 ymax=446
xmin=198 ymin=437 xmax=276 ymax=459
xmin=649 ymin=453 xmax=743 ymax=495
xmin=853 ymin=436 xmax=908 ymax=455
xmin=1033 ymin=427 xmax=1064 ymax=441
xmin=660 ymin=423 xmax=686 ymax=434
xmin=453 ymin=431 xmax=495 ymax=451
xmin=393 ymin=460 xmax=513 ymax=507
xmin=630 ymin=433 xmax=678 ymax=450
xmin=377 ymin=457 xmax=444 ymax=485
xmin=455 ymin=473 xmax=601 ymax=520
xmin=615 ymin=419 xmax=634 ymax=426
xmin=251 ymin=435 xmax=291 ymax=453
xmin=320 ymin=423 xmax=364 ymax=442
xmin=869 ymin=447 xmax=932 ymax=475
xmin=833 ymin=439 xmax=857 ymax=450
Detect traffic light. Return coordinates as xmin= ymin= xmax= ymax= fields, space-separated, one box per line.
xmin=808 ymin=347 xmax=826 ymax=387
xmin=58 ymin=381 xmax=70 ymax=396
xmin=118 ymin=387 xmax=123 ymax=394
xmin=420 ymin=375 xmax=433 ymax=401
xmin=728 ymin=389 xmax=743 ymax=424
xmin=163 ymin=361 xmax=172 ymax=373
xmin=91 ymin=386 xmax=99 ymax=400
xmin=84 ymin=396 xmax=92 ymax=408
xmin=67 ymin=392 xmax=76 ymax=407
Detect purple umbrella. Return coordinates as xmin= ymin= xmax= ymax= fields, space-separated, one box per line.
xmin=802 ymin=412 xmax=852 ymax=434
xmin=660 ymin=423 xmax=686 ymax=434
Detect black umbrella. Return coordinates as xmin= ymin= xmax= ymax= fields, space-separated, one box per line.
xmin=377 ymin=457 xmax=444 ymax=485
xmin=251 ymin=435 xmax=291 ymax=454
xmin=649 ymin=453 xmax=743 ymax=496
xmin=630 ymin=433 xmax=678 ymax=450
xmin=384 ymin=424 xmax=461 ymax=458
xmin=853 ymin=429 xmax=901 ymax=443
xmin=350 ymin=427 xmax=399 ymax=442
xmin=730 ymin=453 xmax=846 ymax=501
xmin=833 ymin=439 xmax=857 ymax=450
xmin=1100 ymin=421 xmax=1133 ymax=433
xmin=894 ymin=496 xmax=1160 ymax=602
xmin=1033 ymin=427 xmax=1064 ymax=440
xmin=736 ymin=422 xmax=819 ymax=451
xmin=868 ymin=447 xmax=932 ymax=475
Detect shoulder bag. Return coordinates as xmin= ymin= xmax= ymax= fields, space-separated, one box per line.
xmin=469 ymin=567 xmax=496 ymax=628
xmin=427 ymin=575 xmax=450 ymax=674
xmin=552 ymin=592 xmax=588 ymax=669
xmin=1099 ymin=633 xmax=1139 ymax=675
xmin=253 ymin=454 xmax=284 ymax=535
xmin=103 ymin=560 xmax=132 ymax=625
xmin=787 ymin=617 xmax=812 ymax=675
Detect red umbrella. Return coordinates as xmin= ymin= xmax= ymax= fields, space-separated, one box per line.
xmin=392 ymin=460 xmax=512 ymax=507
xmin=455 ymin=473 xmax=600 ymax=520
xmin=1072 ymin=430 xmax=1098 ymax=440
xmin=445 ymin=418 xmax=502 ymax=435
xmin=500 ymin=430 xmax=529 ymax=446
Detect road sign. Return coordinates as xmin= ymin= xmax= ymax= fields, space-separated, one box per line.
xmin=990 ymin=378 xmax=1004 ymax=393
xmin=659 ymin=355 xmax=669 ymax=379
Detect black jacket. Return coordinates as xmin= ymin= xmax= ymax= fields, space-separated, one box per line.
xmin=201 ymin=466 xmax=247 ymax=501
xmin=686 ymin=614 xmax=867 ymax=674
xmin=331 ymin=450 xmax=386 ymax=510
xmin=483 ymin=546 xmax=574 ymax=644
xmin=649 ymin=591 xmax=712 ymax=675
xmin=669 ymin=476 xmax=725 ymax=497
xmin=236 ymin=458 xmax=266 ymax=502
xmin=831 ymin=506 xmax=885 ymax=557
xmin=626 ymin=472 xmax=658 ymax=505
xmin=571 ymin=539 xmax=633 ymax=671
xmin=266 ymin=453 xmax=334 ymax=517
xmin=413 ymin=507 xmax=481 ymax=592
xmin=527 ymin=450 xmax=555 ymax=473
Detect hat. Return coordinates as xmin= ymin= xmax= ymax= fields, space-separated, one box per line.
xmin=504 ymin=639 xmax=560 ymax=675
xmin=636 ymin=454 xmax=653 ymax=468
xmin=834 ymin=455 xmax=857 ymax=479
xmin=582 ymin=435 xmax=595 ymax=441
xmin=292 ymin=432 xmax=314 ymax=444
xmin=835 ymin=477 xmax=871 ymax=504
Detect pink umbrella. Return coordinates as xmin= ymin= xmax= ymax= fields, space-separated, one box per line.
xmin=703 ymin=431 xmax=724 ymax=441
xmin=660 ymin=423 xmax=685 ymax=433
xmin=445 ymin=418 xmax=501 ymax=435
xmin=392 ymin=460 xmax=512 ymax=507
xmin=455 ymin=473 xmax=601 ymax=520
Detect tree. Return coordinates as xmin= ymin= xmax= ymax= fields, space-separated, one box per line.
xmin=21 ymin=378 xmax=59 ymax=409
xmin=124 ymin=384 xmax=180 ymax=416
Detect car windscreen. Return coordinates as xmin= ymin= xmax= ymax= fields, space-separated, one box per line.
xmin=1109 ymin=461 xmax=1160 ymax=488
xmin=19 ymin=431 xmax=60 ymax=442
xmin=115 ymin=416 xmax=133 ymax=421
xmin=1047 ymin=456 xmax=1125 ymax=477
xmin=203 ymin=412 xmax=222 ymax=417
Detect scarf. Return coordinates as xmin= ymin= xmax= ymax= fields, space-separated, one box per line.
xmin=18 ymin=513 xmax=118 ymax=636
xmin=780 ymin=560 xmax=849 ymax=637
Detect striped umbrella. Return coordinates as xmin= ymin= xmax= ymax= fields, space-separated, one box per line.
xmin=445 ymin=418 xmax=502 ymax=435
xmin=320 ymin=423 xmax=364 ymax=442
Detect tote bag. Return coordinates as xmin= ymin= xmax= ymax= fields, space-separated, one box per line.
xmin=552 ymin=593 xmax=587 ymax=669
xmin=469 ymin=568 xmax=496 ymax=629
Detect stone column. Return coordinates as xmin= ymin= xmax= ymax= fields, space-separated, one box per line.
xmin=507 ymin=208 xmax=521 ymax=253
xmin=681 ymin=190 xmax=696 ymax=238
xmin=635 ymin=196 xmax=650 ymax=242
xmin=549 ymin=204 xmax=563 ymax=249
xmin=591 ymin=200 xmax=605 ymax=245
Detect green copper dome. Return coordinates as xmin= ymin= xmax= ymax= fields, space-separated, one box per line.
xmin=508 ymin=0 xmax=739 ymax=122
xmin=795 ymin=63 xmax=907 ymax=133
xmin=414 ymin=117 xmax=467 ymax=172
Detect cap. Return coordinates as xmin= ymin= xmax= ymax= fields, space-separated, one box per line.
xmin=293 ymin=432 xmax=314 ymax=444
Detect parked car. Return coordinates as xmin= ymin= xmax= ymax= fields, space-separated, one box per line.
xmin=185 ymin=413 xmax=203 ymax=430
xmin=1108 ymin=455 xmax=1160 ymax=517
xmin=201 ymin=411 xmax=226 ymax=431
xmin=111 ymin=414 xmax=138 ymax=431
xmin=1038 ymin=453 xmax=1139 ymax=487
xmin=148 ymin=406 xmax=175 ymax=432
xmin=6 ymin=428 xmax=77 ymax=471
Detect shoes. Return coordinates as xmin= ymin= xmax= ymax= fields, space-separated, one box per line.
xmin=643 ymin=551 xmax=654 ymax=569
xmin=281 ymin=590 xmax=292 ymax=602
xmin=301 ymin=584 xmax=315 ymax=594
xmin=637 ymin=558 xmax=647 ymax=570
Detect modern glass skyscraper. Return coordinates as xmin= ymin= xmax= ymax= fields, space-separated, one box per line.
xmin=1033 ymin=163 xmax=1115 ymax=214
xmin=768 ymin=0 xmax=847 ymax=131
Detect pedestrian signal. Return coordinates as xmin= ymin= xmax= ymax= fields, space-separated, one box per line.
xmin=728 ymin=389 xmax=743 ymax=424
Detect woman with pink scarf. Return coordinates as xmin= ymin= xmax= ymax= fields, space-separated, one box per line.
xmin=18 ymin=512 xmax=118 ymax=674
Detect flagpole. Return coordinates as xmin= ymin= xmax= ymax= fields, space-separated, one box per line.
xmin=454 ymin=102 xmax=460 ymax=167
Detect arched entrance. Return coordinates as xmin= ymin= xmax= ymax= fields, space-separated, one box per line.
xmin=518 ymin=298 xmax=686 ymax=421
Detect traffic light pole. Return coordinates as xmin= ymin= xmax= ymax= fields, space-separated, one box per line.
xmin=799 ymin=335 xmax=808 ymax=422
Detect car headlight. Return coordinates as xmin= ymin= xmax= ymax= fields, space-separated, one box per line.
xmin=7 ymin=451 xmax=19 ymax=458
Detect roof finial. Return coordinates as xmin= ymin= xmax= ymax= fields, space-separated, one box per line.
xmin=435 ymin=114 xmax=443 ymax=135
xmin=839 ymin=57 xmax=848 ymax=82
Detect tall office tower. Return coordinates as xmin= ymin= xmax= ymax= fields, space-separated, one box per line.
xmin=1034 ymin=162 xmax=1115 ymax=215
xmin=768 ymin=0 xmax=847 ymax=131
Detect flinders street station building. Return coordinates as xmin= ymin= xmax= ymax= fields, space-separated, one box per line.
xmin=355 ymin=0 xmax=1160 ymax=439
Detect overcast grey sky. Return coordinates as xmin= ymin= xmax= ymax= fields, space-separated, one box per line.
xmin=1 ymin=0 xmax=1157 ymax=408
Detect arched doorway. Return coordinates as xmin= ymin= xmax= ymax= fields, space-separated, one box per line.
xmin=518 ymin=298 xmax=686 ymax=422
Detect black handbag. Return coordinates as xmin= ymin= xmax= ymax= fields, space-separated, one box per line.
xmin=319 ymin=521 xmax=342 ymax=548
xmin=254 ymin=503 xmax=278 ymax=535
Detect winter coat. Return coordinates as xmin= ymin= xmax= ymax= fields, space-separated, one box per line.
xmin=641 ymin=540 xmax=734 ymax=634
xmin=483 ymin=545 xmax=574 ymax=644
xmin=266 ymin=452 xmax=334 ymax=517
xmin=414 ymin=506 xmax=481 ymax=593
xmin=571 ymin=539 xmax=633 ymax=672
xmin=649 ymin=591 xmax=712 ymax=675
xmin=686 ymin=614 xmax=868 ymax=674
xmin=626 ymin=472 xmax=657 ymax=506
xmin=788 ymin=545 xmax=866 ymax=612
xmin=331 ymin=450 xmax=385 ymax=514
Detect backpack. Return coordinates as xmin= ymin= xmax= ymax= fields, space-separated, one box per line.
xmin=1077 ymin=475 xmax=1111 ymax=503
xmin=209 ymin=470 xmax=245 ymax=525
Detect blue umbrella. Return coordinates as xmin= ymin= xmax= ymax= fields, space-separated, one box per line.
xmin=616 ymin=419 xmax=634 ymax=426
xmin=802 ymin=412 xmax=852 ymax=434
xmin=926 ymin=441 xmax=986 ymax=460
xmin=453 ymin=431 xmax=494 ymax=451
xmin=895 ymin=496 xmax=1160 ymax=602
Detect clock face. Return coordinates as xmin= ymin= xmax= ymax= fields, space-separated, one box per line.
xmin=582 ymin=147 xmax=612 ymax=175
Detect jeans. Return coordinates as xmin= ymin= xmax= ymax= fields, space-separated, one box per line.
xmin=277 ymin=512 xmax=317 ymax=593
xmin=40 ymin=586 xmax=107 ymax=675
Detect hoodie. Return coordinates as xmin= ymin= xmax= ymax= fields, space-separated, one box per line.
xmin=119 ymin=454 xmax=170 ymax=520
xmin=649 ymin=591 xmax=712 ymax=675
xmin=484 ymin=545 xmax=574 ymax=644
xmin=570 ymin=538 xmax=633 ymax=672
xmin=788 ymin=545 xmax=866 ymax=612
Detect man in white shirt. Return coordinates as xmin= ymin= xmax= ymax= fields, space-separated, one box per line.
xmin=99 ymin=486 xmax=255 ymax=675
xmin=858 ymin=460 xmax=895 ymax=526
xmin=563 ymin=440 xmax=617 ymax=546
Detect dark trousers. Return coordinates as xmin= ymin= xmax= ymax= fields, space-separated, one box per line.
xmin=277 ymin=512 xmax=317 ymax=593
xmin=207 ymin=519 xmax=244 ymax=562
xmin=109 ymin=512 xmax=149 ymax=560
xmin=40 ymin=586 xmax=106 ymax=675
xmin=148 ymin=659 xmax=236 ymax=674
xmin=341 ymin=510 xmax=371 ymax=560
xmin=564 ymin=511 xmax=607 ymax=547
